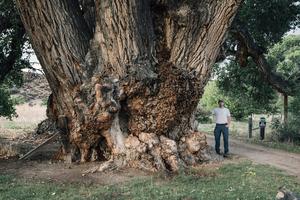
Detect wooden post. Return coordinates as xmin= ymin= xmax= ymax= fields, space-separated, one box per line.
xmin=248 ymin=115 xmax=253 ymax=138
xmin=283 ymin=94 xmax=288 ymax=125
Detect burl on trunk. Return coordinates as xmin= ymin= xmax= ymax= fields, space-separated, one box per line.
xmin=16 ymin=0 xmax=240 ymax=171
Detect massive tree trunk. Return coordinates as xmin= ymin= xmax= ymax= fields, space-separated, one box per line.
xmin=16 ymin=0 xmax=240 ymax=171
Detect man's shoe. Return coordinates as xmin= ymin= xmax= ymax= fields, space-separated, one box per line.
xmin=223 ymin=153 xmax=229 ymax=158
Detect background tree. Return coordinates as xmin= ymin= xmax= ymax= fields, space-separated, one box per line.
xmin=0 ymin=0 xmax=30 ymax=118
xmin=268 ymin=35 xmax=300 ymax=124
xmin=213 ymin=35 xmax=300 ymax=122
xmin=211 ymin=0 xmax=300 ymax=122
xmin=224 ymin=0 xmax=300 ymax=96
xmin=214 ymin=61 xmax=278 ymax=120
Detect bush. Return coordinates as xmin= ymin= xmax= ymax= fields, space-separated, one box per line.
xmin=10 ymin=95 xmax=26 ymax=105
xmin=0 ymin=87 xmax=17 ymax=119
xmin=271 ymin=117 xmax=300 ymax=145
xmin=195 ymin=107 xmax=212 ymax=123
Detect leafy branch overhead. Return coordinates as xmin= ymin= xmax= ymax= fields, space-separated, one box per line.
xmin=224 ymin=0 xmax=300 ymax=96
xmin=0 ymin=0 xmax=29 ymax=83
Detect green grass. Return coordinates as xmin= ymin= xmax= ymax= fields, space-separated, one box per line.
xmin=0 ymin=161 xmax=299 ymax=200
xmin=3 ymin=121 xmax=35 ymax=130
xmin=40 ymin=97 xmax=48 ymax=106
xmin=245 ymin=138 xmax=300 ymax=154
xmin=10 ymin=95 xmax=26 ymax=105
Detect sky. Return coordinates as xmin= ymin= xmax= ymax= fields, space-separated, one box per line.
xmin=287 ymin=27 xmax=300 ymax=35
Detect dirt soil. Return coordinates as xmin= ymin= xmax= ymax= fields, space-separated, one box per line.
xmin=0 ymin=158 xmax=154 ymax=185
xmin=206 ymin=135 xmax=300 ymax=178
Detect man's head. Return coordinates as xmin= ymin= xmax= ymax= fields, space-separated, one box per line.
xmin=218 ymin=99 xmax=224 ymax=108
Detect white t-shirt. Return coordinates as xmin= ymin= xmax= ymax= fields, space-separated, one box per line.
xmin=212 ymin=107 xmax=231 ymax=124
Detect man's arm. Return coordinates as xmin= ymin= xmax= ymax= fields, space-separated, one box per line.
xmin=227 ymin=116 xmax=231 ymax=127
xmin=211 ymin=108 xmax=216 ymax=115
xmin=226 ymin=109 xmax=231 ymax=127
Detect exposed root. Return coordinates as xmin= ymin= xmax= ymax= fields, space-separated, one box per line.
xmin=82 ymin=159 xmax=117 ymax=175
xmin=81 ymin=131 xmax=209 ymax=174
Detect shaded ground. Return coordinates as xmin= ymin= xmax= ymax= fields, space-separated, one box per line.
xmin=207 ymin=135 xmax=300 ymax=179
xmin=0 ymin=159 xmax=151 ymax=185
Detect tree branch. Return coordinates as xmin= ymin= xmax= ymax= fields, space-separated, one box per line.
xmin=158 ymin=0 xmax=241 ymax=75
xmin=15 ymin=0 xmax=93 ymax=87
xmin=231 ymin=23 xmax=293 ymax=95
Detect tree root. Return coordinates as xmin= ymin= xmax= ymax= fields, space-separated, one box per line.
xmin=81 ymin=131 xmax=209 ymax=174
xmin=82 ymin=159 xmax=117 ymax=175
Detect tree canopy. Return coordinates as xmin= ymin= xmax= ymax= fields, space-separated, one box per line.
xmin=224 ymin=0 xmax=300 ymax=96
xmin=207 ymin=0 xmax=300 ymax=120
xmin=212 ymin=35 xmax=300 ymax=120
xmin=0 ymin=0 xmax=30 ymax=118
xmin=213 ymin=61 xmax=278 ymax=119
xmin=268 ymin=35 xmax=300 ymax=82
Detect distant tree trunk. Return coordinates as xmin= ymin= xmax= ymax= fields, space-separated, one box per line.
xmin=16 ymin=0 xmax=241 ymax=171
xmin=283 ymin=94 xmax=288 ymax=124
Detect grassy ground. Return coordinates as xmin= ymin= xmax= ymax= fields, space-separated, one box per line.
xmin=0 ymin=103 xmax=46 ymax=139
xmin=0 ymin=161 xmax=299 ymax=200
xmin=245 ymin=138 xmax=300 ymax=154
xmin=199 ymin=120 xmax=300 ymax=154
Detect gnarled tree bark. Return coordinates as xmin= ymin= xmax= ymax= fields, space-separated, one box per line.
xmin=16 ymin=0 xmax=241 ymax=171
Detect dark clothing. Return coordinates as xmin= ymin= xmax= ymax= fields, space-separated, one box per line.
xmin=260 ymin=127 xmax=265 ymax=140
xmin=259 ymin=121 xmax=266 ymax=140
xmin=214 ymin=124 xmax=229 ymax=154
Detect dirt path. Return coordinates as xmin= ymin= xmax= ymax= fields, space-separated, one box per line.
xmin=206 ymin=135 xmax=300 ymax=178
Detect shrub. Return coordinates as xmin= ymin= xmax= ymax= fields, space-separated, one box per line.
xmin=271 ymin=117 xmax=300 ymax=145
xmin=195 ymin=107 xmax=212 ymax=123
xmin=0 ymin=87 xmax=17 ymax=119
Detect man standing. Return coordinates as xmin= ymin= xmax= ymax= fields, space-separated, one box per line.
xmin=212 ymin=99 xmax=231 ymax=157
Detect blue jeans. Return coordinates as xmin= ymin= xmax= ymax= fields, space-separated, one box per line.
xmin=214 ymin=124 xmax=229 ymax=154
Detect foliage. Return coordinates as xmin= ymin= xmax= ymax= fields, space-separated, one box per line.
xmin=0 ymin=0 xmax=30 ymax=118
xmin=290 ymin=95 xmax=300 ymax=117
xmin=213 ymin=0 xmax=300 ymax=120
xmin=267 ymin=35 xmax=300 ymax=82
xmin=235 ymin=0 xmax=300 ymax=47
xmin=0 ymin=70 xmax=25 ymax=118
xmin=216 ymin=61 xmax=278 ymax=118
xmin=0 ymin=0 xmax=29 ymax=75
xmin=213 ymin=36 xmax=300 ymax=120
xmin=200 ymin=81 xmax=228 ymax=112
xmin=265 ymin=36 xmax=300 ymax=144
xmin=0 ymin=86 xmax=17 ymax=119
xmin=10 ymin=95 xmax=26 ymax=105
xmin=201 ymin=77 xmax=277 ymax=120
xmin=40 ymin=97 xmax=48 ymax=106
xmin=271 ymin=117 xmax=300 ymax=145
xmin=0 ymin=162 xmax=299 ymax=199
xmin=195 ymin=106 xmax=212 ymax=123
